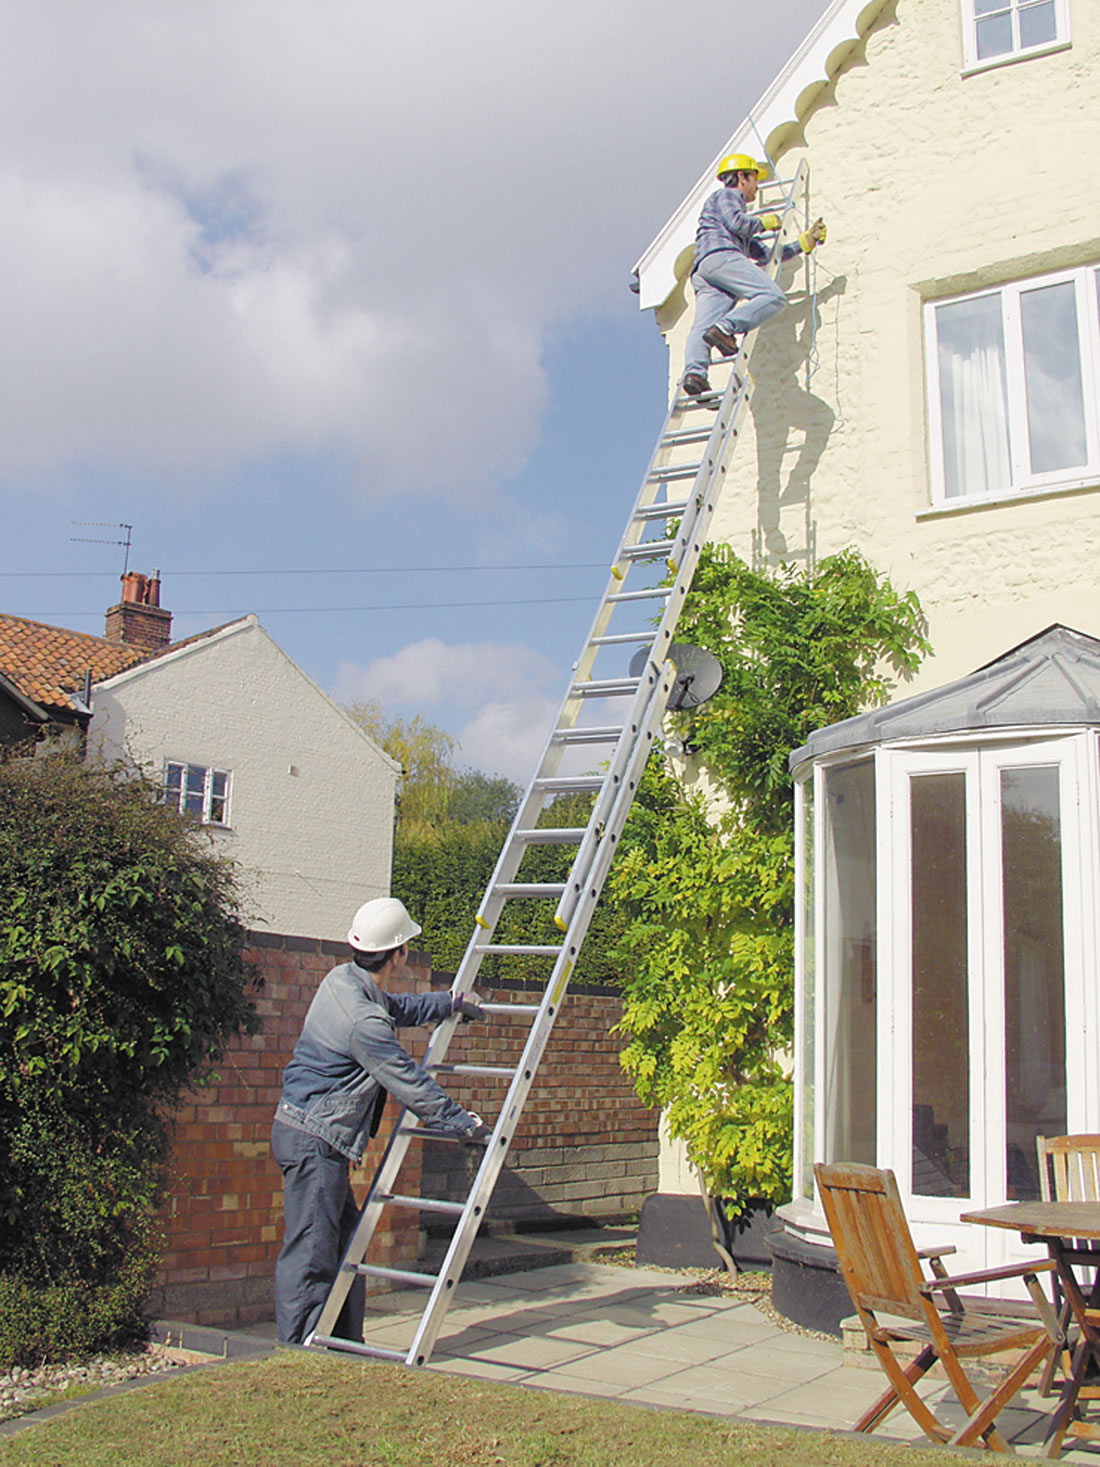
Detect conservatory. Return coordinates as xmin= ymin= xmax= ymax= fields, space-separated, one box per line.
xmin=770 ymin=625 xmax=1100 ymax=1331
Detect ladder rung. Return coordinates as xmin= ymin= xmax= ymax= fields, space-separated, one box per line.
xmin=589 ymin=632 xmax=653 ymax=647
xmin=571 ymin=677 xmax=640 ymax=698
xmin=480 ymin=1002 xmax=541 ymax=1015
xmin=633 ymin=499 xmax=690 ymax=521
xmin=430 ymin=1063 xmax=516 ymax=1078
xmin=647 ymin=462 xmax=702 ymax=482
xmin=660 ymin=426 xmax=712 ymax=447
xmin=474 ymin=944 xmax=562 ymax=956
xmin=621 ymin=540 xmax=675 ymax=560
xmin=493 ymin=882 xmax=567 ymax=898
xmin=606 ymin=588 xmax=671 ymax=604
xmin=400 ymin=1125 xmax=483 ymax=1144
xmin=533 ymin=775 xmax=603 ymax=792
xmin=352 ymin=1263 xmax=438 ymax=1288
xmin=513 ymin=826 xmax=586 ymax=844
xmin=311 ymin=1336 xmax=407 ymax=1361
xmin=551 ymin=725 xmax=622 ymax=744
xmin=675 ymin=390 xmax=722 ymax=407
xmin=378 ymin=1193 xmax=467 ymax=1216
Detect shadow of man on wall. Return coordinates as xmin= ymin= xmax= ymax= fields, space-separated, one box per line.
xmin=749 ymin=269 xmax=848 ymax=568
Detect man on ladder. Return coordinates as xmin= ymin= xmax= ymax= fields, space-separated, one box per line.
xmin=681 ymin=152 xmax=826 ymax=397
xmin=271 ymin=897 xmax=489 ymax=1345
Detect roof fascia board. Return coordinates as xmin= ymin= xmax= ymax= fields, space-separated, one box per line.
xmin=633 ymin=0 xmax=889 ymax=310
xmin=93 ymin=613 xmax=401 ymax=774
xmin=92 ymin=616 xmax=255 ymax=689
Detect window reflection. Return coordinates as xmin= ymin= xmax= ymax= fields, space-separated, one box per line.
xmin=823 ymin=761 xmax=876 ymax=1164
xmin=911 ymin=774 xmax=970 ymax=1197
xmin=1001 ymin=767 xmax=1066 ymax=1199
xmin=1020 ymin=282 xmax=1087 ymax=474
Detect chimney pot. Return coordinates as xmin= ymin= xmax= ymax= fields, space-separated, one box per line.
xmin=105 ymin=571 xmax=172 ymax=651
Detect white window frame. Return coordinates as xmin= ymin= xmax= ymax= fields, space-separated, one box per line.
xmin=925 ymin=262 xmax=1100 ymax=508
xmin=163 ymin=760 xmax=232 ymax=827
xmin=960 ymin=0 xmax=1070 ymax=74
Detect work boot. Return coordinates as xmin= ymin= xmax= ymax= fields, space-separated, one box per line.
xmin=682 ymin=373 xmax=710 ymax=397
xmin=703 ymin=324 xmax=740 ymax=357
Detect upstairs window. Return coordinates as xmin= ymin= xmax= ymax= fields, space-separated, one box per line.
xmin=163 ymin=761 xmax=231 ymax=826
xmin=963 ymin=0 xmax=1069 ymax=70
xmin=925 ymin=264 xmax=1100 ymax=505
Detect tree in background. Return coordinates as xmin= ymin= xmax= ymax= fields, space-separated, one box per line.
xmin=610 ymin=546 xmax=930 ymax=1216
xmin=0 ymin=754 xmax=258 ymax=1367
xmin=345 ymin=700 xmax=459 ymax=826
xmin=345 ymin=701 xmax=520 ymax=830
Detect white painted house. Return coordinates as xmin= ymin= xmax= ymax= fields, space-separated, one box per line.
xmin=83 ymin=587 xmax=400 ymax=944
xmin=635 ymin=0 xmax=1100 ymax=1321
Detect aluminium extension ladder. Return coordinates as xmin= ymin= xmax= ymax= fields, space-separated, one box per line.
xmin=310 ymin=158 xmax=811 ymax=1368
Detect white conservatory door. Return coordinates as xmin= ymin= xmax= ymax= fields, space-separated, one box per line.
xmin=882 ymin=737 xmax=1092 ymax=1278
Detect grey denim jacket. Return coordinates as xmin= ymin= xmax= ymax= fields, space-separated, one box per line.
xmin=275 ymin=961 xmax=477 ymax=1161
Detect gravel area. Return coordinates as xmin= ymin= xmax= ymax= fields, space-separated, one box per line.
xmin=0 ymin=1344 xmax=187 ymax=1424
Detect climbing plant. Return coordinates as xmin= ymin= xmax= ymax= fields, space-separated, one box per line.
xmin=610 ymin=546 xmax=930 ymax=1214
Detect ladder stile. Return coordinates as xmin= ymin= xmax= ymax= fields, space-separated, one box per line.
xmin=308 ymin=158 xmax=812 ymax=1368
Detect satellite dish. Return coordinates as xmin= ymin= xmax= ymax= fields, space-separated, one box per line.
xmin=629 ymin=642 xmax=724 ymax=712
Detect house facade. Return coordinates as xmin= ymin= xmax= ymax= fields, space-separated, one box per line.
xmin=635 ymin=0 xmax=1100 ymax=1309
xmin=86 ymin=611 xmax=400 ymax=945
xmin=1 ymin=574 xmax=400 ymax=944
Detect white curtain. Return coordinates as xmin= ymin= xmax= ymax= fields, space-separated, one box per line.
xmin=943 ymin=342 xmax=1011 ymax=499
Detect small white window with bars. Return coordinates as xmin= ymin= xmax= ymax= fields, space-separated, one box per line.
xmin=163 ymin=762 xmax=231 ymax=826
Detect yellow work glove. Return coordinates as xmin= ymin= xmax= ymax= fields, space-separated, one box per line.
xmin=757 ymin=212 xmax=782 ymax=231
xmin=798 ymin=218 xmax=827 ymax=253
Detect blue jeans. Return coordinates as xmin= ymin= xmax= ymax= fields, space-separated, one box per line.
xmin=271 ymin=1119 xmax=365 ymax=1345
xmin=683 ymin=250 xmax=787 ymax=380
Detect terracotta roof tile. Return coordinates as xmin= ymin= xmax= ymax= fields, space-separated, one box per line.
xmin=0 ymin=614 xmax=148 ymax=715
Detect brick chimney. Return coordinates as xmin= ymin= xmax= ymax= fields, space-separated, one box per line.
xmin=104 ymin=569 xmax=173 ymax=651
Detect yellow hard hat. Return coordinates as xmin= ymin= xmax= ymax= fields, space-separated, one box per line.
xmin=716 ymin=152 xmax=771 ymax=182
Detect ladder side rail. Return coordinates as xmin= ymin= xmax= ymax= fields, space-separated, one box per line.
xmin=553 ymin=372 xmax=756 ymax=930
xmin=438 ymin=368 xmax=739 ymax=985
xmin=401 ymin=666 xmax=675 ymax=1366
xmin=314 ymin=154 xmax=815 ymax=1358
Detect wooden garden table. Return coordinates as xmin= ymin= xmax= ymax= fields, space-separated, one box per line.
xmin=962 ymin=1201 xmax=1100 ymax=1458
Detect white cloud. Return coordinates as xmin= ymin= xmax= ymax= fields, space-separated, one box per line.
xmin=332 ymin=636 xmax=563 ymax=778
xmin=0 ymin=0 xmax=830 ymax=500
xmin=455 ymin=697 xmax=560 ymax=786
xmin=332 ymin=637 xmax=559 ymax=712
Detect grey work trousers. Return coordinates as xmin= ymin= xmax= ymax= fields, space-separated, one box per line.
xmin=271 ymin=1118 xmax=365 ymax=1345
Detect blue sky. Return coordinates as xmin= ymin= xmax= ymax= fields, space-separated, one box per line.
xmin=0 ymin=0 xmax=831 ymax=782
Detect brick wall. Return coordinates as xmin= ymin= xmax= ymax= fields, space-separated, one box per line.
xmin=421 ymin=974 xmax=659 ymax=1229
xmin=149 ymin=936 xmax=657 ymax=1327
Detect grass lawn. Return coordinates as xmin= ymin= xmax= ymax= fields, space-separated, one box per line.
xmin=0 ymin=1351 xmax=967 ymax=1466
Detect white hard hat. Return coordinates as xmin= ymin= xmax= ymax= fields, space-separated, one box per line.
xmin=347 ymin=897 xmax=421 ymax=952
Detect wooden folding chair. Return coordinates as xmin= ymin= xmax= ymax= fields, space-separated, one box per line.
xmin=1035 ymin=1135 xmax=1100 ymax=1397
xmin=816 ymin=1161 xmax=1061 ymax=1451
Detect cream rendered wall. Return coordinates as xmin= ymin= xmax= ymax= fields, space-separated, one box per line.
xmin=656 ymin=0 xmax=1100 ymax=691
xmin=87 ymin=618 xmax=400 ymax=943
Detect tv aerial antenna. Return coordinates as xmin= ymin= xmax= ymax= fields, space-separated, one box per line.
xmin=70 ymin=522 xmax=134 ymax=575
